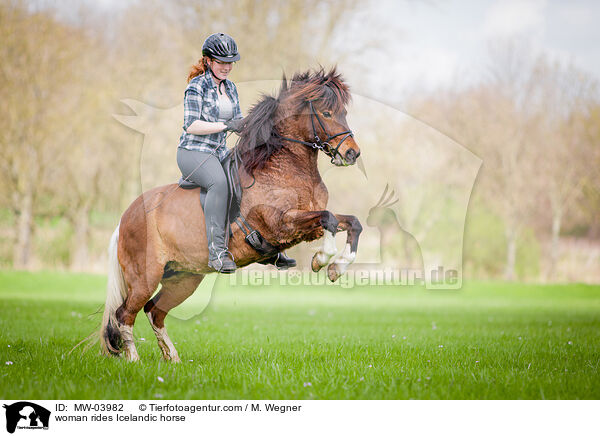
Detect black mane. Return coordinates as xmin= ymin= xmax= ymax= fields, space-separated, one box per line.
xmin=235 ymin=67 xmax=350 ymax=175
xmin=235 ymin=94 xmax=283 ymax=175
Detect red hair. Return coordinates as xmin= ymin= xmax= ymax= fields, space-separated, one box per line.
xmin=187 ymin=56 xmax=211 ymax=83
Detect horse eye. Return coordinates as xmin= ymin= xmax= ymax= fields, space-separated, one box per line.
xmin=322 ymin=111 xmax=332 ymax=118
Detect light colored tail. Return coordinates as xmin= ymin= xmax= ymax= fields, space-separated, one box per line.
xmin=99 ymin=223 xmax=128 ymax=355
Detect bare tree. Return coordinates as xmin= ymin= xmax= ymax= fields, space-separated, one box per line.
xmin=528 ymin=57 xmax=598 ymax=278
xmin=0 ymin=2 xmax=86 ymax=268
xmin=409 ymin=40 xmax=543 ymax=280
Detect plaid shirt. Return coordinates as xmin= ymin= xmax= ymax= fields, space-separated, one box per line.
xmin=178 ymin=71 xmax=242 ymax=161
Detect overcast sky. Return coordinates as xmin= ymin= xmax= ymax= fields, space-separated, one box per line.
xmin=343 ymin=0 xmax=599 ymax=101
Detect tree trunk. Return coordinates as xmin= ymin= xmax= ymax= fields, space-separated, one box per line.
xmin=13 ymin=190 xmax=34 ymax=270
xmin=504 ymin=227 xmax=517 ymax=281
xmin=547 ymin=209 xmax=562 ymax=280
xmin=70 ymin=204 xmax=90 ymax=272
xmin=588 ymin=216 xmax=600 ymax=239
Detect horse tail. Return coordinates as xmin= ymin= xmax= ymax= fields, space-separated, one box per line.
xmin=100 ymin=223 xmax=128 ymax=356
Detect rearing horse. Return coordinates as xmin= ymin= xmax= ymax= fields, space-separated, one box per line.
xmin=100 ymin=68 xmax=363 ymax=361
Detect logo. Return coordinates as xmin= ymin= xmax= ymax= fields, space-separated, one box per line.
xmin=3 ymin=402 xmax=50 ymax=433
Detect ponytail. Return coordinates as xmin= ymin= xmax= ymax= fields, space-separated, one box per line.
xmin=187 ymin=56 xmax=211 ymax=83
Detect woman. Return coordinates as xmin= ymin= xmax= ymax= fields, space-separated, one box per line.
xmin=178 ymin=33 xmax=295 ymax=273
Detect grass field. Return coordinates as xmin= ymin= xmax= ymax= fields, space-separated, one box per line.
xmin=0 ymin=270 xmax=599 ymax=399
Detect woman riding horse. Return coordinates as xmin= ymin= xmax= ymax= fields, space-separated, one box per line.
xmin=100 ymin=66 xmax=362 ymax=361
xmin=178 ymin=33 xmax=294 ymax=273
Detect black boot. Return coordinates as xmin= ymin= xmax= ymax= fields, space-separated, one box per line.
xmin=259 ymin=252 xmax=297 ymax=270
xmin=208 ymin=250 xmax=237 ymax=274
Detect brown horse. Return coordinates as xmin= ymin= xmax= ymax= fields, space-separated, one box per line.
xmin=100 ymin=68 xmax=363 ymax=361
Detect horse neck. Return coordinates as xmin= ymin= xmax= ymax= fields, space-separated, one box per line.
xmin=281 ymin=141 xmax=320 ymax=174
xmin=266 ymin=125 xmax=321 ymax=179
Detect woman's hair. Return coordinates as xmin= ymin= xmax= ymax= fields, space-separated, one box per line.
xmin=187 ymin=56 xmax=211 ymax=82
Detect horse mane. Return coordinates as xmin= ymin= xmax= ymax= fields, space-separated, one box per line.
xmin=236 ymin=67 xmax=351 ymax=174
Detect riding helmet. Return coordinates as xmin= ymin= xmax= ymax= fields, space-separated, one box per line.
xmin=202 ymin=33 xmax=240 ymax=62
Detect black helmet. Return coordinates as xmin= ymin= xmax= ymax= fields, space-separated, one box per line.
xmin=202 ymin=33 xmax=240 ymax=62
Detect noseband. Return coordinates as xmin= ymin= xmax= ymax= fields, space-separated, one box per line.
xmin=279 ymin=101 xmax=354 ymax=164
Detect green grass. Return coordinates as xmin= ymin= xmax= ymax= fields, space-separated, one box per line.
xmin=0 ymin=270 xmax=599 ymax=399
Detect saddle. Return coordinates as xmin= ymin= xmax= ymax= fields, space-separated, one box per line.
xmin=178 ymin=149 xmax=278 ymax=257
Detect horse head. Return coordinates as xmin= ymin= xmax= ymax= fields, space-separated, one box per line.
xmin=280 ymin=67 xmax=360 ymax=166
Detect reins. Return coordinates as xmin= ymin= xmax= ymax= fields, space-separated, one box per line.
xmin=277 ymin=100 xmax=353 ymax=164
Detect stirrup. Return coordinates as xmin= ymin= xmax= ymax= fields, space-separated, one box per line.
xmin=259 ymin=251 xmax=297 ymax=270
xmin=208 ymin=250 xmax=236 ymax=274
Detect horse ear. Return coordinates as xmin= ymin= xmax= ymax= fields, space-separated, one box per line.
xmin=280 ymin=71 xmax=288 ymax=93
xmin=258 ymin=98 xmax=278 ymax=145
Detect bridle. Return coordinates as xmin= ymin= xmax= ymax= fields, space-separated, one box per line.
xmin=278 ymin=100 xmax=354 ymax=164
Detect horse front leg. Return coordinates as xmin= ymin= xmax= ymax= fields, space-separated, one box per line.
xmin=311 ymin=223 xmax=338 ymax=274
xmin=277 ymin=209 xmax=339 ymax=272
xmin=327 ymin=214 xmax=363 ymax=282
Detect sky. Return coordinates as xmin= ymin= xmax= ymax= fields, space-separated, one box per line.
xmin=362 ymin=0 xmax=600 ymax=97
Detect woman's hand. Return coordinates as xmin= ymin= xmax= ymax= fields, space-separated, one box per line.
xmin=224 ymin=118 xmax=245 ymax=134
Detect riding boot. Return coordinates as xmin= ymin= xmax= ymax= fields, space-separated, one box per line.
xmin=206 ymin=215 xmax=237 ymax=274
xmin=208 ymin=250 xmax=237 ymax=273
xmin=259 ymin=251 xmax=297 ymax=270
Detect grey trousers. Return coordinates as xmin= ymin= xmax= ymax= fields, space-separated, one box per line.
xmin=177 ymin=148 xmax=228 ymax=260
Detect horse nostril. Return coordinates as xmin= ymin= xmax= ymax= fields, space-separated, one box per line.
xmin=345 ymin=149 xmax=356 ymax=162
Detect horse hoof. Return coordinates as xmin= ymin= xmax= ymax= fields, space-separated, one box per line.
xmin=124 ymin=352 xmax=140 ymax=362
xmin=165 ymin=354 xmax=181 ymax=363
xmin=327 ymin=264 xmax=341 ymax=282
xmin=311 ymin=253 xmax=324 ymax=272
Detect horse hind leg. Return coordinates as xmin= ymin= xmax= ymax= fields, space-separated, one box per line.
xmin=117 ymin=323 xmax=138 ymax=362
xmin=113 ymin=258 xmax=165 ymax=362
xmin=100 ymin=225 xmax=162 ymax=362
xmin=143 ymin=273 xmax=204 ymax=362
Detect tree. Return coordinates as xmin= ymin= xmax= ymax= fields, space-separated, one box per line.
xmin=409 ymin=40 xmax=543 ymax=280
xmin=0 ymin=2 xmax=85 ymax=268
xmin=528 ymin=57 xmax=598 ymax=278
